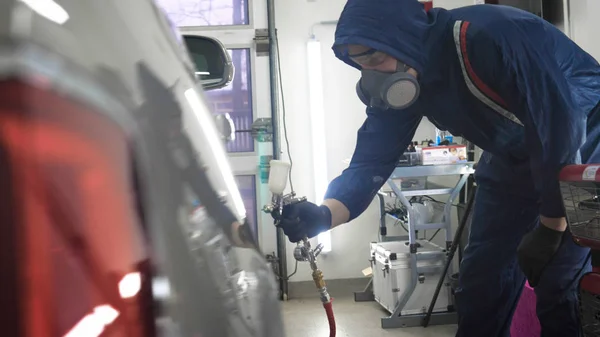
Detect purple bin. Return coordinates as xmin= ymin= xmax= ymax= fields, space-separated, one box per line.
xmin=510 ymin=282 xmax=541 ymax=337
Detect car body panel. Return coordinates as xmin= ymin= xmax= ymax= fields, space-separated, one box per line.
xmin=0 ymin=1 xmax=284 ymax=336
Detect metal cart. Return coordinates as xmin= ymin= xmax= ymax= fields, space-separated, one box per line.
xmin=558 ymin=164 xmax=600 ymax=336
xmin=355 ymin=162 xmax=475 ymax=329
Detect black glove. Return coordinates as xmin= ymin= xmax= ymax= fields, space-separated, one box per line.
xmin=517 ymin=223 xmax=564 ymax=287
xmin=277 ymin=201 xmax=332 ymax=243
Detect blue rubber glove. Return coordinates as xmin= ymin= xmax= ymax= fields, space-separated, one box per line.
xmin=277 ymin=201 xmax=332 ymax=243
xmin=517 ymin=223 xmax=564 ymax=287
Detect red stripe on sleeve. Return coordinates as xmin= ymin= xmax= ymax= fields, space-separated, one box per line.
xmin=459 ymin=21 xmax=508 ymax=109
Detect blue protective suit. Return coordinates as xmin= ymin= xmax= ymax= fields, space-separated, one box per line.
xmin=327 ymin=1 xmax=600 ymax=336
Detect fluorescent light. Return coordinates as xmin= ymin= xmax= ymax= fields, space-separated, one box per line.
xmin=307 ymin=38 xmax=332 ymax=253
xmin=184 ymin=88 xmax=247 ymax=219
xmin=195 ymin=71 xmax=210 ymax=75
xmin=18 ymin=0 xmax=69 ymax=24
xmin=306 ymin=39 xmax=327 ymax=205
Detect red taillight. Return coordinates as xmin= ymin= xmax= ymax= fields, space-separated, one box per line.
xmin=0 ymin=80 xmax=152 ymax=337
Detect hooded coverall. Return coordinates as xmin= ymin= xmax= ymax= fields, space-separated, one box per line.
xmin=327 ymin=1 xmax=600 ymax=336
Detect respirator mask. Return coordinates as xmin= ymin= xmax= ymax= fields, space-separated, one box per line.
xmin=356 ymin=61 xmax=420 ymax=110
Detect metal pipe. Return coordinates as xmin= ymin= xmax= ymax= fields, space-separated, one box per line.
xmin=377 ymin=193 xmax=387 ymax=239
xmin=459 ymin=141 xmax=475 ymax=262
xmin=266 ymin=0 xmax=287 ymax=300
xmin=422 ymin=187 xmax=476 ymax=327
xmin=266 ymin=2 xmax=280 ymax=160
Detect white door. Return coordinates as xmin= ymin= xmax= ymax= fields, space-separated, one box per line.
xmin=156 ymin=0 xmax=277 ymax=254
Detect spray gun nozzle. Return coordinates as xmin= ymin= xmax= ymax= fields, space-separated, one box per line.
xmin=314 ymin=243 xmax=324 ymax=258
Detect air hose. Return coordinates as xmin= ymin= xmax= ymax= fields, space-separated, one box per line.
xmin=323 ymin=301 xmax=336 ymax=337
xmin=302 ymin=238 xmax=336 ymax=337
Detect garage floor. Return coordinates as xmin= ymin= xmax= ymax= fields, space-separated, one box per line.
xmin=282 ymin=294 xmax=457 ymax=337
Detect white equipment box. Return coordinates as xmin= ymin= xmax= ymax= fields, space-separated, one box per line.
xmin=371 ymin=240 xmax=450 ymax=316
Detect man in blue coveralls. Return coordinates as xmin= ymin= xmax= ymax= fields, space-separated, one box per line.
xmin=278 ymin=0 xmax=600 ymax=336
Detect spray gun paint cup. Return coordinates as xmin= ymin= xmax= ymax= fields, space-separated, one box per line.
xmin=268 ymin=160 xmax=291 ymax=195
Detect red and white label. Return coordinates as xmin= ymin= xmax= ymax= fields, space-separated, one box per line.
xmin=582 ymin=165 xmax=600 ymax=181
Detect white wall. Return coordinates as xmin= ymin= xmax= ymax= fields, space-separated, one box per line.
xmin=569 ymin=0 xmax=600 ymax=61
xmin=274 ymin=0 xmax=477 ymax=282
xmin=435 ymin=0 xmax=477 ymax=8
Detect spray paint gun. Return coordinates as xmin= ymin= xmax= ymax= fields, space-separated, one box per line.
xmin=262 ymin=160 xmax=336 ymax=336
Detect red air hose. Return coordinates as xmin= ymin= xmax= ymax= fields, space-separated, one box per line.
xmin=323 ymin=300 xmax=336 ymax=337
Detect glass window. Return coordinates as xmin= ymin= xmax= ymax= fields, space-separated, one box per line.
xmin=205 ymin=48 xmax=254 ymax=153
xmin=234 ymin=175 xmax=258 ymax=240
xmin=156 ymin=0 xmax=249 ymax=26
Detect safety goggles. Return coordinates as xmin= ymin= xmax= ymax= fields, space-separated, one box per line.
xmin=339 ymin=46 xmax=388 ymax=68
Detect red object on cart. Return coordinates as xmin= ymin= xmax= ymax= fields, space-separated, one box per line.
xmin=559 ymin=164 xmax=600 ymax=336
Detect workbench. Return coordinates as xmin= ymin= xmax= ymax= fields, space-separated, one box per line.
xmin=354 ymin=162 xmax=476 ymax=329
